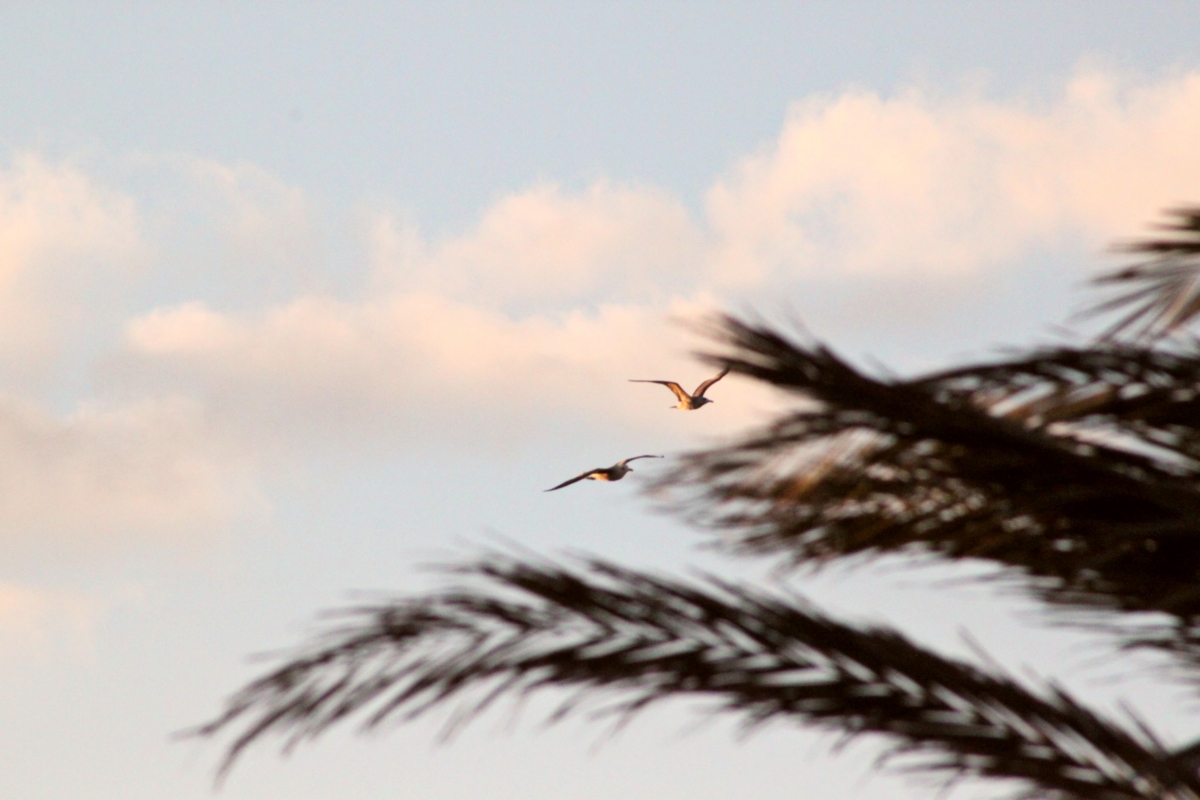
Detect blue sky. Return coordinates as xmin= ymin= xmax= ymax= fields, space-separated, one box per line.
xmin=3 ymin=4 xmax=1200 ymax=799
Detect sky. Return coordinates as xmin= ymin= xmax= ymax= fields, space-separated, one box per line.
xmin=3 ymin=4 xmax=1200 ymax=799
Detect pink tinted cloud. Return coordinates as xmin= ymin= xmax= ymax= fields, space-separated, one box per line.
xmin=121 ymin=68 xmax=1200 ymax=450
xmin=0 ymin=394 xmax=264 ymax=551
xmin=706 ymin=69 xmax=1200 ymax=285
xmin=0 ymin=156 xmax=143 ymax=378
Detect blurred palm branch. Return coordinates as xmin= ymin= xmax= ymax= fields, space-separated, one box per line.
xmin=200 ymin=208 xmax=1200 ymax=800
xmin=1086 ymin=207 xmax=1200 ymax=341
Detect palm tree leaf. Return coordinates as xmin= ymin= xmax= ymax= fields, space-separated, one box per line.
xmin=665 ymin=318 xmax=1200 ymax=628
xmin=920 ymin=344 xmax=1200 ymax=453
xmin=1084 ymin=207 xmax=1200 ymax=341
xmin=195 ymin=553 xmax=1198 ymax=800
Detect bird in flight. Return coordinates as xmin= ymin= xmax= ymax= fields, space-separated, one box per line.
xmin=629 ymin=368 xmax=730 ymax=410
xmin=545 ymin=455 xmax=664 ymax=492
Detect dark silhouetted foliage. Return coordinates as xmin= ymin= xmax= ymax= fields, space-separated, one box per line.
xmin=1087 ymin=207 xmax=1200 ymax=341
xmin=200 ymin=208 xmax=1200 ymax=800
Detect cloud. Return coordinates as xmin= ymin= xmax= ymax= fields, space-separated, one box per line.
xmin=183 ymin=157 xmax=322 ymax=286
xmin=706 ymin=69 xmax=1200 ymax=285
xmin=0 ymin=394 xmax=264 ymax=552
xmin=0 ymin=581 xmax=144 ymax=667
xmin=376 ymin=181 xmax=706 ymax=309
xmin=0 ymin=583 xmax=93 ymax=653
xmin=1 ymin=66 xmax=1196 ymax=551
xmin=0 ymin=154 xmax=277 ymax=552
xmin=116 ymin=173 xmax=774 ymax=446
xmin=0 ymin=155 xmax=143 ymax=382
xmin=113 ymin=69 xmax=1200 ymax=449
xmin=121 ymin=291 xmax=763 ymax=446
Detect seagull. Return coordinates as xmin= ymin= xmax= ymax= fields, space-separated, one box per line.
xmin=629 ymin=368 xmax=730 ymax=410
xmin=545 ymin=455 xmax=664 ymax=492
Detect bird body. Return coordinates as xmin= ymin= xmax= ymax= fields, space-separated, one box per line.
xmin=545 ymin=455 xmax=663 ymax=492
xmin=630 ymin=368 xmax=729 ymax=410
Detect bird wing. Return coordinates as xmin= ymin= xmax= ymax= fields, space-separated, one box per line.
xmin=618 ymin=454 xmax=664 ymax=466
xmin=629 ymin=379 xmax=690 ymax=402
xmin=545 ymin=468 xmax=602 ymax=492
xmin=693 ymin=368 xmax=730 ymax=398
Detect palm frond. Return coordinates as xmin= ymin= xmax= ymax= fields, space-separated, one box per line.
xmin=665 ymin=318 xmax=1200 ymax=626
xmin=920 ymin=344 xmax=1200 ymax=455
xmin=1084 ymin=208 xmax=1200 ymax=341
xmin=196 ymin=553 xmax=1199 ymax=800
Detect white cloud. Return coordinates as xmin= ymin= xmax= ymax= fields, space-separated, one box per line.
xmin=122 ymin=291 xmax=764 ymax=445
xmin=0 ymin=581 xmax=144 ymax=666
xmin=184 ymin=157 xmax=322 ymax=283
xmin=0 ymin=394 xmax=264 ymax=551
xmin=0 ymin=155 xmax=143 ymax=380
xmin=116 ymin=171 xmax=772 ymax=445
xmin=0 ymin=66 xmax=1195 ymax=551
xmin=0 ymin=155 xmax=276 ymax=552
xmin=114 ymin=69 xmax=1200 ymax=448
xmin=0 ymin=583 xmax=91 ymax=658
xmin=376 ymin=181 xmax=705 ymax=308
xmin=706 ymin=69 xmax=1200 ymax=285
